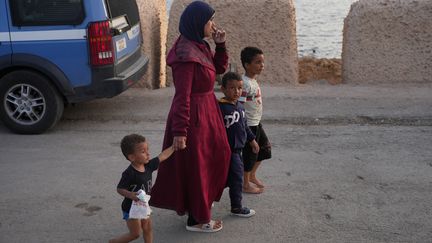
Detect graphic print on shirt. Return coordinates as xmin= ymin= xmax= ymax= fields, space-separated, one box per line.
xmin=223 ymin=110 xmax=245 ymax=128
xmin=129 ymin=182 xmax=152 ymax=193
xmin=129 ymin=184 xmax=138 ymax=192
xmin=241 ymin=84 xmax=262 ymax=105
xmin=254 ymin=87 xmax=262 ymax=105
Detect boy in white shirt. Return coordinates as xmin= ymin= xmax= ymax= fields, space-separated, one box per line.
xmin=239 ymin=46 xmax=272 ymax=194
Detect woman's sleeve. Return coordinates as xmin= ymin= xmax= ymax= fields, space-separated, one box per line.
xmin=170 ymin=62 xmax=195 ymax=137
xmin=213 ymin=42 xmax=228 ymax=74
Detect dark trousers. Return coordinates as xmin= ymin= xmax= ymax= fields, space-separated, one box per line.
xmin=243 ymin=123 xmax=272 ymax=172
xmin=227 ymin=151 xmax=244 ymax=209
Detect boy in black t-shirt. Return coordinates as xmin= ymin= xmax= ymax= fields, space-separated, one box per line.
xmin=109 ymin=134 xmax=174 ymax=243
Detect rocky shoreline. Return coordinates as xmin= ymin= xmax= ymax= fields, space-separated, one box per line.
xmin=298 ymin=57 xmax=341 ymax=85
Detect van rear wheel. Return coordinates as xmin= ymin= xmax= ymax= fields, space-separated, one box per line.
xmin=0 ymin=71 xmax=64 ymax=134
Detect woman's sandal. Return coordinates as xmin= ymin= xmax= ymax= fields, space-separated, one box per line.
xmin=186 ymin=220 xmax=223 ymax=233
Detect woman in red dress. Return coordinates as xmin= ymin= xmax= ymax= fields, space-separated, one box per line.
xmin=149 ymin=1 xmax=231 ymax=233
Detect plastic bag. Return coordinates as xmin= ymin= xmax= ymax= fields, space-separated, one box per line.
xmin=129 ymin=189 xmax=152 ymax=219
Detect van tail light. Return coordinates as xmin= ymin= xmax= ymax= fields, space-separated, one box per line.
xmin=88 ymin=21 xmax=114 ymax=66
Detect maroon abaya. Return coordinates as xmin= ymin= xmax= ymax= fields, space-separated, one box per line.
xmin=149 ymin=36 xmax=231 ymax=224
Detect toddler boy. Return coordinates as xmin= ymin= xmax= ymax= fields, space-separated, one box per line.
xmin=110 ymin=134 xmax=174 ymax=243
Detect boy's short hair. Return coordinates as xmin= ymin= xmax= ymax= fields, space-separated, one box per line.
xmin=240 ymin=46 xmax=264 ymax=69
xmin=221 ymin=71 xmax=242 ymax=88
xmin=120 ymin=134 xmax=146 ymax=160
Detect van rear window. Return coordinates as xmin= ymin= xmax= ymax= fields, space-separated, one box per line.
xmin=9 ymin=0 xmax=85 ymax=26
xmin=105 ymin=0 xmax=140 ymax=26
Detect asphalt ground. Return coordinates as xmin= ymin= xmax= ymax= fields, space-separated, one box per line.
xmin=1 ymin=82 xmax=431 ymax=242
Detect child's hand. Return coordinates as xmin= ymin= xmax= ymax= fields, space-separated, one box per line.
xmin=130 ymin=192 xmax=140 ymax=201
xmin=250 ymin=140 xmax=260 ymax=154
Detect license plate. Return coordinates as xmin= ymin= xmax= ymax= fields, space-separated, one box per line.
xmin=116 ymin=38 xmax=127 ymax=52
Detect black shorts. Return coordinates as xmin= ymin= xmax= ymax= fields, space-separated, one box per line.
xmin=243 ymin=123 xmax=271 ymax=172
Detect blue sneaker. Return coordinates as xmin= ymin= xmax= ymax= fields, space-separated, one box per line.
xmin=231 ymin=207 xmax=256 ymax=218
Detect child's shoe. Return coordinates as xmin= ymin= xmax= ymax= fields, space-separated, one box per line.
xmin=231 ymin=207 xmax=256 ymax=218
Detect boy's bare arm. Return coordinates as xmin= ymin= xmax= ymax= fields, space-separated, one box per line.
xmin=158 ymin=145 xmax=175 ymax=162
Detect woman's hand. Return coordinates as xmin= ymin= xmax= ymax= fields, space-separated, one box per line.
xmin=212 ymin=25 xmax=226 ymax=43
xmin=173 ymin=136 xmax=187 ymax=151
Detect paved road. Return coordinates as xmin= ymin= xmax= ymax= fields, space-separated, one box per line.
xmin=1 ymin=83 xmax=431 ymax=242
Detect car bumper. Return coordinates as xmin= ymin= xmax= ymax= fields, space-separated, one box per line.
xmin=68 ymin=54 xmax=149 ymax=103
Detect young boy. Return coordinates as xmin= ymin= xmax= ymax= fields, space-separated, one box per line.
xmin=110 ymin=134 xmax=174 ymax=243
xmin=218 ymin=72 xmax=260 ymax=217
xmin=239 ymin=47 xmax=272 ymax=194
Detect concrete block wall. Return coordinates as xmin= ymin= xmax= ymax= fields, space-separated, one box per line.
xmin=166 ymin=0 xmax=299 ymax=85
xmin=136 ymin=0 xmax=168 ymax=88
xmin=342 ymin=0 xmax=432 ymax=83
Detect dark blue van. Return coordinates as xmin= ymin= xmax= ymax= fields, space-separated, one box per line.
xmin=0 ymin=0 xmax=149 ymax=134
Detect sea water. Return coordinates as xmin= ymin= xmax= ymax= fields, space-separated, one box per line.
xmin=166 ymin=0 xmax=356 ymax=58
xmin=296 ymin=0 xmax=357 ymax=58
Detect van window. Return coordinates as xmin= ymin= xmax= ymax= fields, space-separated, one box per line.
xmin=9 ymin=0 xmax=85 ymax=26
xmin=106 ymin=0 xmax=140 ymax=26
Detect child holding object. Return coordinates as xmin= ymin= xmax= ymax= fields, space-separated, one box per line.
xmin=110 ymin=134 xmax=174 ymax=243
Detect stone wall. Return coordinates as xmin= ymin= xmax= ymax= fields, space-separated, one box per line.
xmin=136 ymin=0 xmax=168 ymax=88
xmin=166 ymin=0 xmax=298 ymax=85
xmin=342 ymin=0 xmax=432 ymax=83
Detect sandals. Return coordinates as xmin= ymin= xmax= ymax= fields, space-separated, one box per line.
xmin=186 ymin=220 xmax=223 ymax=233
